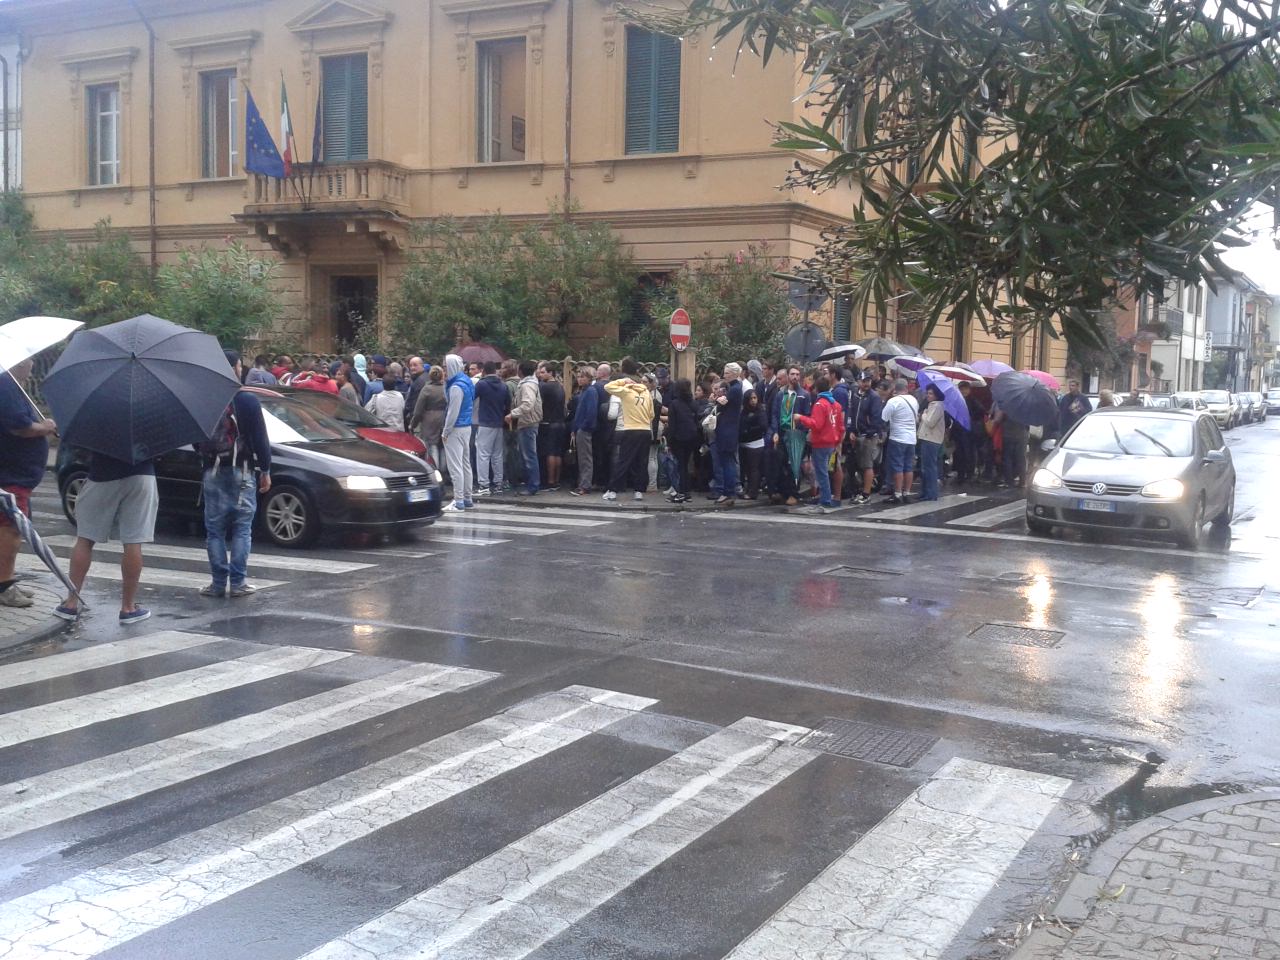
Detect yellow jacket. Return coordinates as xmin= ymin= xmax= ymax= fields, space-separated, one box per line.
xmin=604 ymin=378 xmax=655 ymax=432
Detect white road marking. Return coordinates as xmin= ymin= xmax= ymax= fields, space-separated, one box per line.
xmin=426 ymin=534 xmax=512 ymax=546
xmin=444 ymin=508 xmax=610 ymax=527
xmin=487 ymin=505 xmax=653 ymax=520
xmin=350 ymin=547 xmax=438 ymax=559
xmin=0 ymin=660 xmax=496 ymax=840
xmin=725 ymin=758 xmax=1071 ymax=960
xmin=0 ymin=631 xmax=217 ymax=692
xmin=0 ymin=688 xmax=656 ymax=959
xmin=12 ymin=554 xmax=286 ymax=590
xmin=946 ymin=499 xmax=1028 ymax=529
xmin=43 ymin=536 xmax=376 ymax=575
xmin=302 ymin=717 xmax=814 ymax=960
xmin=872 ymin=493 xmax=978 ymax=520
xmin=0 ymin=645 xmax=351 ymax=750
xmin=434 ymin=521 xmax=563 ymax=537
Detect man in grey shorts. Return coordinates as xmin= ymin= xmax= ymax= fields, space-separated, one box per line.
xmin=54 ymin=451 xmax=158 ymax=625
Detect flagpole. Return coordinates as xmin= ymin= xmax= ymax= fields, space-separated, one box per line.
xmin=279 ymin=72 xmax=306 ymax=206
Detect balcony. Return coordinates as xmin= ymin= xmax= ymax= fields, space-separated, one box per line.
xmin=235 ymin=160 xmax=412 ymax=258
xmin=1140 ymin=305 xmax=1184 ymax=340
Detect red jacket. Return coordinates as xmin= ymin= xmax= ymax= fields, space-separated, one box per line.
xmin=292 ymin=373 xmax=339 ymax=396
xmin=796 ymin=394 xmax=843 ymax=448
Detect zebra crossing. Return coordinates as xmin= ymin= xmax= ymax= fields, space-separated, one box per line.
xmin=0 ymin=629 xmax=1075 ymax=960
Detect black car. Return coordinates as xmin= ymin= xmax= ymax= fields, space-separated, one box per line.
xmin=57 ymin=391 xmax=443 ymax=548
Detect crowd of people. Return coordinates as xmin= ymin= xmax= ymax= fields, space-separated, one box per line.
xmin=251 ymin=351 xmax=1101 ymax=512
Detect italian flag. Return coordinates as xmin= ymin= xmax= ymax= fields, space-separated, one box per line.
xmin=280 ymin=78 xmax=296 ymax=177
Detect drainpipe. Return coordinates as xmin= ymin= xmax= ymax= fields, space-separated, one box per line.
xmin=0 ymin=52 xmax=9 ymax=192
xmin=128 ymin=0 xmax=158 ymax=277
xmin=562 ymin=0 xmax=573 ymax=217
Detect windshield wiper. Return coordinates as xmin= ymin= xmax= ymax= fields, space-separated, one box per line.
xmin=1131 ymin=429 xmax=1174 ymax=456
xmin=1109 ymin=421 xmax=1132 ymax=455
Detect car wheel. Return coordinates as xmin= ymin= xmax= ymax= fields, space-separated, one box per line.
xmin=1177 ymin=496 xmax=1206 ymax=550
xmin=262 ymin=485 xmax=319 ymax=548
xmin=60 ymin=470 xmax=88 ymax=524
xmin=1026 ymin=517 xmax=1053 ymax=536
xmin=1213 ymin=488 xmax=1235 ymax=529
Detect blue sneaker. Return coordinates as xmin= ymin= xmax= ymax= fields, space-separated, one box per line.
xmin=119 ymin=608 xmax=151 ymax=625
xmin=463 ymin=500 xmax=477 ymax=509
xmin=53 ymin=604 xmax=81 ymax=622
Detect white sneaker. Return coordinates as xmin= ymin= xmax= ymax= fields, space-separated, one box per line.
xmin=474 ymin=486 xmax=491 ymax=497
xmin=0 ymin=584 xmax=34 ymax=608
xmin=664 ymin=487 xmax=677 ymax=497
xmin=602 ymin=491 xmax=617 ymax=501
xmin=633 ymin=492 xmax=644 ymax=501
xmin=443 ymin=501 xmax=466 ymax=512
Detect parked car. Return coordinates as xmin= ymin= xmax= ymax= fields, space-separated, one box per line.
xmin=1171 ymin=393 xmax=1208 ymax=413
xmin=1242 ymin=391 xmax=1267 ymax=422
xmin=1199 ymin=389 xmax=1235 ymax=428
xmin=1268 ymin=388 xmax=1280 ymax=416
xmin=57 ymin=390 xmax=443 ymax=548
xmin=1026 ymin=408 xmax=1235 ymax=549
xmin=265 ymin=386 xmax=430 ymax=463
xmin=1147 ymin=394 xmax=1173 ymax=409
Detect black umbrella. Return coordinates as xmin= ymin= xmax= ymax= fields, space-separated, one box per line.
xmin=855 ymin=336 xmax=913 ymax=361
xmin=42 ymin=314 xmax=241 ymax=464
xmin=991 ymin=370 xmax=1060 ymax=427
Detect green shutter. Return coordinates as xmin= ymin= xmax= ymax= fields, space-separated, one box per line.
xmin=833 ymin=295 xmax=852 ymax=342
xmin=625 ymin=28 xmax=680 ymax=154
xmin=321 ymin=54 xmax=368 ymax=162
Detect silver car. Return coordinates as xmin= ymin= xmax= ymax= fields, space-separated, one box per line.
xmin=1026 ymin=408 xmax=1235 ymax=549
xmin=1200 ymin=389 xmax=1235 ymax=428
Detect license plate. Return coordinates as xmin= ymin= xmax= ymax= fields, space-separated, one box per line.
xmin=1078 ymin=499 xmax=1115 ymax=513
xmin=406 ymin=489 xmax=430 ymax=503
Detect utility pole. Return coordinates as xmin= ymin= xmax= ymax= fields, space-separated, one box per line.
xmin=562 ymin=0 xmax=573 ymax=218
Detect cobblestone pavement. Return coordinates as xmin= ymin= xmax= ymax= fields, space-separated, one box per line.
xmin=0 ymin=575 xmax=64 ymax=653
xmin=1017 ymin=793 xmax=1280 ymax=960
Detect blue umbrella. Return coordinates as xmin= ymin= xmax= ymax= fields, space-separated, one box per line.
xmin=41 ymin=314 xmax=240 ymax=464
xmin=917 ymin=368 xmax=970 ymax=430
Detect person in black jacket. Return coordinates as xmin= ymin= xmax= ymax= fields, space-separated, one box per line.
xmin=738 ymin=389 xmax=768 ymax=500
xmin=664 ymin=379 xmax=701 ymax=503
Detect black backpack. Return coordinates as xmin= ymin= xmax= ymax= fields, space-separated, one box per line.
xmin=196 ymin=404 xmax=239 ymax=466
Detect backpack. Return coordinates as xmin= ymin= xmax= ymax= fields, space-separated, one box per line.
xmin=196 ymin=404 xmax=239 ymax=466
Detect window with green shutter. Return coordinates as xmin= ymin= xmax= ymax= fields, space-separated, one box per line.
xmin=321 ymin=54 xmax=368 ymax=162
xmin=624 ymin=27 xmax=680 ymax=155
xmin=833 ymin=294 xmax=852 ymax=343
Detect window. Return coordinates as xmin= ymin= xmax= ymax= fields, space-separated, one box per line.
xmin=200 ymin=70 xmax=238 ymax=179
xmin=87 ymin=83 xmax=120 ymax=186
xmin=476 ymin=39 xmax=527 ymax=163
xmin=321 ymin=54 xmax=369 ymax=162
xmin=624 ymin=27 xmax=680 ymax=154
xmin=833 ymin=294 xmax=853 ymax=342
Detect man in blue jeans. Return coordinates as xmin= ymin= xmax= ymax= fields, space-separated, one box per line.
xmin=506 ymin=360 xmax=543 ymax=496
xmin=200 ymin=351 xmax=272 ymax=598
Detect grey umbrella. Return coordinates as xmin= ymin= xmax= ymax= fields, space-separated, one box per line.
xmin=42 ymin=314 xmax=241 ymax=464
xmin=991 ymin=371 xmax=1060 ymax=427
xmin=855 ymin=336 xmax=914 ymax=361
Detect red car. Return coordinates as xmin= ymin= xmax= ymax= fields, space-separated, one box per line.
xmin=246 ymin=386 xmax=432 ymax=466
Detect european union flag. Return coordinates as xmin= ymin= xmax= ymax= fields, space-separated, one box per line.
xmin=244 ymin=89 xmax=286 ymax=179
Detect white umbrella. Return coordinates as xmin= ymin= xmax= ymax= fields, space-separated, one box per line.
xmin=0 ymin=315 xmax=84 ymax=415
xmin=816 ymin=343 xmax=868 ymax=362
xmin=922 ymin=363 xmax=987 ymax=386
xmin=0 ymin=316 xmax=84 ymax=372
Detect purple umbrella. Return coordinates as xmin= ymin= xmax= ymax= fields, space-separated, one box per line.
xmin=888 ymin=355 xmax=936 ymax=374
xmin=969 ymin=359 xmax=1014 ymax=379
xmin=917 ymin=369 xmax=971 ymax=430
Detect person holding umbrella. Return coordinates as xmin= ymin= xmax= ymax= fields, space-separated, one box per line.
xmin=0 ymin=358 xmax=58 ymax=609
xmin=918 ymin=384 xmax=946 ymax=501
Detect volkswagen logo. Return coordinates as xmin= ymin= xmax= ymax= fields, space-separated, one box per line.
xmin=1091 ymin=482 xmax=1107 ymax=496
xmin=408 ymin=476 xmax=418 ymax=486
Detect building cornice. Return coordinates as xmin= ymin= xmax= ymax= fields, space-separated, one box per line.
xmin=168 ymin=30 xmax=260 ymax=57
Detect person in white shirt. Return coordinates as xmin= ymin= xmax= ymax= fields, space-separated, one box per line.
xmin=881 ymin=378 xmax=919 ymax=504
xmin=365 ymin=374 xmax=406 ymax=430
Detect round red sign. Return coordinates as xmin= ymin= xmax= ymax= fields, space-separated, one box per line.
xmin=669 ymin=308 xmax=691 ymax=352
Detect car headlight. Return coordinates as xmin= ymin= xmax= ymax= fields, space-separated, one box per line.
xmin=433 ymin=470 xmax=443 ymax=484
xmin=1141 ymin=478 xmax=1185 ymax=500
xmin=1031 ymin=468 xmax=1062 ymax=490
xmin=339 ymin=475 xmax=387 ymax=491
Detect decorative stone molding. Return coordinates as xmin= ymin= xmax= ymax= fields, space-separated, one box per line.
xmin=60 ymin=47 xmax=138 ymax=186
xmin=439 ymin=0 xmax=552 ymax=18
xmin=168 ymin=32 xmax=259 ymax=181
xmin=286 ymin=0 xmax=392 ymax=43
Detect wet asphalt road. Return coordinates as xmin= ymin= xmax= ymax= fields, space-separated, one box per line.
xmin=1 ymin=417 xmax=1277 ymax=959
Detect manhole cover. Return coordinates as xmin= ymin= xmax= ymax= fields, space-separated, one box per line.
xmin=969 ymin=622 xmax=1064 ymax=648
xmin=796 ymin=718 xmax=938 ymax=767
xmin=816 ymin=565 xmax=892 ymax=581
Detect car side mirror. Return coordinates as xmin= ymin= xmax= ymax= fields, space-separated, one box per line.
xmin=1040 ymin=438 xmax=1057 ymax=452
xmin=1203 ymin=450 xmax=1227 ymax=464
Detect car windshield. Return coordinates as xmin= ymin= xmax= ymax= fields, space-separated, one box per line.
xmin=1173 ymin=395 xmax=1200 ymax=409
xmin=1062 ymin=415 xmax=1194 ymax=457
xmin=290 ymin=390 xmax=384 ymax=428
xmin=1201 ymin=390 xmax=1229 ymax=403
xmin=1148 ymin=396 xmax=1172 ymax=408
xmin=1270 ymin=391 xmax=1280 ymax=400
xmin=258 ymin=395 xmax=358 ymax=443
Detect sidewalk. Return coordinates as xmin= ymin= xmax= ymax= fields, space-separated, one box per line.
xmin=483 ymin=486 xmax=773 ymax=513
xmin=0 ymin=575 xmax=68 ymax=654
xmin=1015 ymin=791 xmax=1280 ymax=959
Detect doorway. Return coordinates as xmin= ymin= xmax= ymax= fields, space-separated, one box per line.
xmin=330 ymin=275 xmax=378 ymax=350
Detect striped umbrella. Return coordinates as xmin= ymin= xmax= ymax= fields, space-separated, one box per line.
xmin=0 ymin=489 xmax=86 ymax=607
xmin=922 ymin=363 xmax=987 ymax=386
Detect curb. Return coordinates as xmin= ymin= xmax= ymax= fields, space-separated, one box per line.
xmin=481 ymin=492 xmax=772 ymax=514
xmin=0 ymin=616 xmax=69 ymax=657
xmin=1011 ymin=788 xmax=1280 ymax=959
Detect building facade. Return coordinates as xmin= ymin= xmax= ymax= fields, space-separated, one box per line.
xmin=1 ymin=0 xmax=1066 ymax=377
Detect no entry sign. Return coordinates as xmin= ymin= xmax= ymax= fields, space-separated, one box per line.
xmin=670 ymin=308 xmax=691 ymax=352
